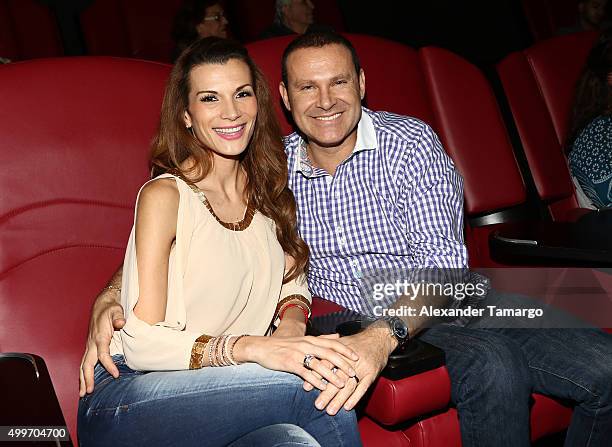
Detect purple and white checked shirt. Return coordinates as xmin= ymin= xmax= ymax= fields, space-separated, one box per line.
xmin=285 ymin=108 xmax=468 ymax=312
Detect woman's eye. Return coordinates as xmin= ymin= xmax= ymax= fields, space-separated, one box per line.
xmin=199 ymin=95 xmax=217 ymax=102
xmin=236 ymin=90 xmax=253 ymax=98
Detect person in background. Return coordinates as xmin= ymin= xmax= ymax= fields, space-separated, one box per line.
xmin=559 ymin=0 xmax=611 ymax=35
xmin=171 ymin=0 xmax=229 ymax=61
xmin=567 ymin=30 xmax=612 ymax=208
xmin=259 ymin=0 xmax=331 ymax=40
xmin=77 ymin=37 xmax=362 ymax=447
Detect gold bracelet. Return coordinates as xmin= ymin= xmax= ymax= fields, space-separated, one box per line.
xmin=189 ymin=334 xmax=213 ymax=369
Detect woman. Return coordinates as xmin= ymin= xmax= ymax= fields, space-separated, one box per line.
xmin=77 ymin=37 xmax=362 ymax=447
xmin=172 ymin=0 xmax=229 ymax=61
xmin=566 ymin=30 xmax=612 ymax=209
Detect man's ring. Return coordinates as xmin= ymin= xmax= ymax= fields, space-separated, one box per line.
xmin=331 ymin=367 xmax=338 ymax=374
xmin=303 ymin=354 xmax=315 ymax=369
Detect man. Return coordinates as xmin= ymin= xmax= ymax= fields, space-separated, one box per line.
xmin=260 ymin=0 xmax=331 ymax=39
xmin=559 ymin=0 xmax=610 ymax=35
xmin=81 ymin=32 xmax=612 ymax=445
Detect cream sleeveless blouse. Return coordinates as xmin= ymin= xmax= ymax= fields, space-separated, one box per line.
xmin=110 ymin=173 xmax=310 ymax=371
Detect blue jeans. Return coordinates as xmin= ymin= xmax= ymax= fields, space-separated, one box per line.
xmin=420 ymin=292 xmax=612 ymax=447
xmin=77 ymin=355 xmax=361 ymax=447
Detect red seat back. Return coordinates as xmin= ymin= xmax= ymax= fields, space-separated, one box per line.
xmin=420 ymin=47 xmax=526 ymax=216
xmin=0 ymin=0 xmax=62 ymax=61
xmin=0 ymin=57 xmax=171 ymax=441
xmin=497 ymin=31 xmax=598 ymax=220
xmin=230 ymin=0 xmax=275 ymax=42
xmin=80 ymin=0 xmax=183 ymax=62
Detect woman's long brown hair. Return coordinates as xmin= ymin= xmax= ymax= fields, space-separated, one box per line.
xmin=151 ymin=37 xmax=308 ymax=282
xmin=566 ymin=31 xmax=612 ymax=154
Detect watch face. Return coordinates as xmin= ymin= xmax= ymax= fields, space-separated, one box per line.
xmin=392 ymin=318 xmax=408 ymax=339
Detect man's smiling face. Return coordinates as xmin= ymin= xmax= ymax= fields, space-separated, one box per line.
xmin=280 ymin=43 xmax=365 ymax=154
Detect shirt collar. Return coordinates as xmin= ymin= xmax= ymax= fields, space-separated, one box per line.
xmin=294 ymin=107 xmax=377 ymax=178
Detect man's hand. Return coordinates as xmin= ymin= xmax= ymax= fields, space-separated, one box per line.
xmin=78 ymin=291 xmax=126 ymax=397
xmin=305 ymin=326 xmax=397 ymax=414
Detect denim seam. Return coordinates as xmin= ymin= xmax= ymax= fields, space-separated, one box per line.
xmin=328 ymin=410 xmax=345 ymax=447
xmin=528 ymin=364 xmax=601 ymax=445
xmin=456 ymin=379 xmax=480 ymax=447
xmin=528 ymin=364 xmax=599 ymax=398
xmin=587 ymin=404 xmax=600 ymax=446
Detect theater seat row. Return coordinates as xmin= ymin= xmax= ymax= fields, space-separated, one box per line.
xmin=0 ymin=0 xmax=63 ymax=61
xmin=0 ymin=32 xmax=597 ymax=445
xmin=81 ymin=0 xmax=345 ymax=62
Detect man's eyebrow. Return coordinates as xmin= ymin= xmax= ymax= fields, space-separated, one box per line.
xmin=292 ymin=73 xmax=353 ymax=85
xmin=330 ymin=73 xmax=353 ymax=82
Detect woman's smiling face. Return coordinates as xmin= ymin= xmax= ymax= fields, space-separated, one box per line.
xmin=184 ymin=59 xmax=258 ymax=160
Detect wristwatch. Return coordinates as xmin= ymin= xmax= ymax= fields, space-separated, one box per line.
xmin=381 ymin=316 xmax=410 ymax=349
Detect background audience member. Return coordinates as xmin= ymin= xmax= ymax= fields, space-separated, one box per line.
xmin=260 ymin=0 xmax=331 ymax=39
xmin=566 ymin=30 xmax=612 ymax=208
xmin=559 ymin=0 xmax=611 ymax=35
xmin=171 ymin=0 xmax=229 ymax=61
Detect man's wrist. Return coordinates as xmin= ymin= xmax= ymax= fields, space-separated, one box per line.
xmin=365 ymin=322 xmax=398 ymax=356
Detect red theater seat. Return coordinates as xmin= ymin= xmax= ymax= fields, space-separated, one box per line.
xmin=247 ymin=34 xmax=573 ymax=445
xmin=0 ymin=0 xmax=62 ymax=61
xmin=80 ymin=0 xmax=183 ymax=62
xmin=497 ymin=31 xmax=599 ymax=220
xmin=0 ymin=57 xmax=172 ymax=442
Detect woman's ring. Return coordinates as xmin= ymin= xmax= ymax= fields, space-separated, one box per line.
xmin=303 ymin=354 xmax=315 ymax=369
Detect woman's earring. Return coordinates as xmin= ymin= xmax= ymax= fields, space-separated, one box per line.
xmin=186 ymin=126 xmax=196 ymax=138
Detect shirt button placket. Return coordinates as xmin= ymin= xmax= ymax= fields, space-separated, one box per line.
xmin=350 ymin=259 xmax=362 ymax=279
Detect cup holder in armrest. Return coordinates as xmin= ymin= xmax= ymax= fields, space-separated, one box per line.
xmin=335 ymin=319 xmax=446 ymax=381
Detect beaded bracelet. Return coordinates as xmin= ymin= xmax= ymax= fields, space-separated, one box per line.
xmin=274 ymin=295 xmax=311 ymax=322
xmin=195 ymin=334 xmax=248 ymax=367
xmin=228 ymin=335 xmax=247 ymax=365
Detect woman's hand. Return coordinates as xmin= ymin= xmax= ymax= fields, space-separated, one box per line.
xmin=233 ymin=335 xmax=359 ymax=391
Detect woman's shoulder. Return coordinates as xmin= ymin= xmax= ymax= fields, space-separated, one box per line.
xmin=579 ymin=115 xmax=612 ymax=139
xmin=140 ymin=176 xmax=180 ymax=201
xmin=136 ymin=176 xmax=180 ymax=219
